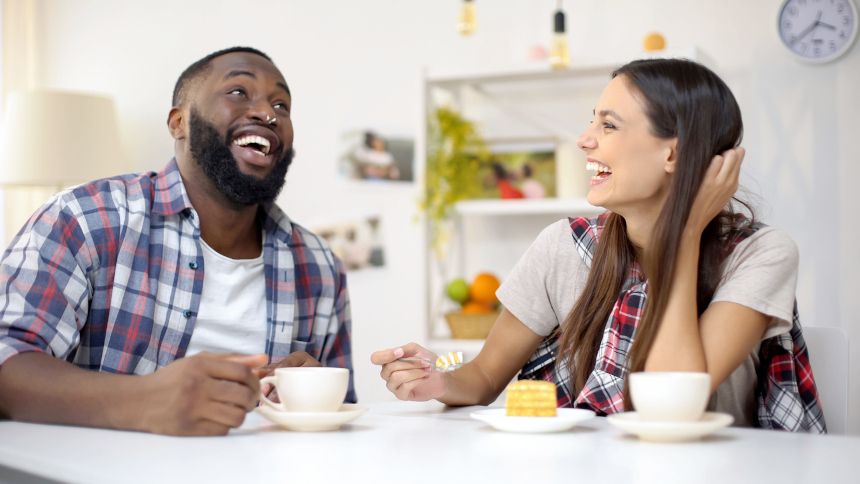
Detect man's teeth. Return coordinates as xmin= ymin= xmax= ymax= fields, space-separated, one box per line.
xmin=232 ymin=135 xmax=271 ymax=155
xmin=586 ymin=161 xmax=612 ymax=175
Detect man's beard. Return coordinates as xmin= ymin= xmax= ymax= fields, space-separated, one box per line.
xmin=188 ymin=108 xmax=293 ymax=208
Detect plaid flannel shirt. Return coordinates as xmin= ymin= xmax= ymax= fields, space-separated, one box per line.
xmin=520 ymin=214 xmax=825 ymax=432
xmin=0 ymin=160 xmax=356 ymax=403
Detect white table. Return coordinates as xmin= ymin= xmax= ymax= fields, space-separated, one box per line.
xmin=1 ymin=401 xmax=858 ymax=484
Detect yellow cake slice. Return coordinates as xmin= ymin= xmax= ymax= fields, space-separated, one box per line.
xmin=505 ymin=380 xmax=557 ymax=417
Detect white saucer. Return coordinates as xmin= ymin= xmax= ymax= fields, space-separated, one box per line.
xmin=606 ymin=411 xmax=734 ymax=442
xmin=255 ymin=404 xmax=368 ymax=432
xmin=470 ymin=408 xmax=596 ymax=433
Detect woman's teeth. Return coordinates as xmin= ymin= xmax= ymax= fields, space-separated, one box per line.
xmin=586 ymin=161 xmax=612 ymax=178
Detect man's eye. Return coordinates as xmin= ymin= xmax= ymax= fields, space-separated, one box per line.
xmin=229 ymin=89 xmax=245 ymax=96
xmin=603 ymin=122 xmax=616 ymax=129
xmin=274 ymin=103 xmax=289 ymax=111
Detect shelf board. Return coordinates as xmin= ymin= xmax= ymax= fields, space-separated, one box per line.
xmin=425 ymin=46 xmax=701 ymax=91
xmin=427 ymin=62 xmax=617 ymax=90
xmin=454 ymin=198 xmax=605 ymax=216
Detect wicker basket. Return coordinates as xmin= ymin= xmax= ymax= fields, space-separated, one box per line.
xmin=444 ymin=311 xmax=501 ymax=339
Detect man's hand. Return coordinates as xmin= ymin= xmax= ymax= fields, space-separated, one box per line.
xmin=252 ymin=351 xmax=322 ymax=402
xmin=138 ymin=352 xmax=268 ymax=436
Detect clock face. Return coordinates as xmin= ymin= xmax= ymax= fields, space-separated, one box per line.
xmin=778 ymin=0 xmax=858 ymax=62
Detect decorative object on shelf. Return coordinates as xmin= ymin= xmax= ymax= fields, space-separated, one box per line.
xmin=421 ymin=107 xmax=489 ymax=258
xmin=643 ymin=32 xmax=666 ymax=52
xmin=477 ymin=142 xmax=556 ymax=201
xmin=527 ymin=44 xmax=550 ymax=60
xmin=443 ymin=272 xmax=501 ymax=339
xmin=778 ymin=0 xmax=857 ymax=63
xmin=457 ymin=0 xmax=477 ymax=36
xmin=555 ymin=141 xmax=590 ymax=199
xmin=550 ymin=0 xmax=571 ymax=70
xmin=445 ymin=311 xmax=500 ymax=339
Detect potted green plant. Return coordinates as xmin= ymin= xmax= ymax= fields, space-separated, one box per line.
xmin=420 ymin=106 xmax=489 ymax=259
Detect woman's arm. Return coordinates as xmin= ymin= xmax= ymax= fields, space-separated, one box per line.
xmin=371 ymin=308 xmax=544 ymax=406
xmin=440 ymin=309 xmax=544 ymax=405
xmin=644 ymin=230 xmax=769 ymax=392
xmin=645 ymin=147 xmax=769 ymax=392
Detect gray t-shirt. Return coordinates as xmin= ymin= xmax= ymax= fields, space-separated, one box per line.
xmin=497 ymin=219 xmax=799 ymax=427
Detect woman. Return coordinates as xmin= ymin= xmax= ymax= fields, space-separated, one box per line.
xmin=372 ymin=59 xmax=825 ymax=432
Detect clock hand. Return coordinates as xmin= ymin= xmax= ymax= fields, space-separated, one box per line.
xmin=817 ymin=21 xmax=837 ymax=30
xmin=791 ymin=22 xmax=820 ymax=45
xmin=790 ymin=11 xmax=823 ymax=46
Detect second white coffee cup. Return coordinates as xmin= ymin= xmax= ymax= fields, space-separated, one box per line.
xmin=260 ymin=367 xmax=349 ymax=412
xmin=628 ymin=371 xmax=711 ymax=422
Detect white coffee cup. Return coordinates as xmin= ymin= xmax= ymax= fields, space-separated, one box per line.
xmin=259 ymin=367 xmax=349 ymax=413
xmin=628 ymin=372 xmax=711 ymax=422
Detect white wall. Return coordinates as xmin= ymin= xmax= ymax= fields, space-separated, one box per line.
xmin=13 ymin=0 xmax=860 ymax=431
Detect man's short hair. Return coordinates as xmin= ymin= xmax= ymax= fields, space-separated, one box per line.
xmin=172 ymin=46 xmax=274 ymax=107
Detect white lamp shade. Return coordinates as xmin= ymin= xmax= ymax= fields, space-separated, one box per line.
xmin=0 ymin=90 xmax=127 ymax=187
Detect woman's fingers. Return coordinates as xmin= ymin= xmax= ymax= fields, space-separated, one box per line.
xmin=370 ymin=347 xmax=406 ymax=365
xmin=396 ymin=378 xmax=431 ymax=401
xmin=386 ymin=368 xmax=432 ymax=397
xmin=708 ymin=154 xmax=725 ymax=179
xmin=716 ymin=147 xmax=744 ymax=181
xmin=371 ymin=343 xmax=435 ymax=367
xmin=399 ymin=342 xmax=436 ymax=360
xmin=379 ymin=359 xmax=430 ymax=381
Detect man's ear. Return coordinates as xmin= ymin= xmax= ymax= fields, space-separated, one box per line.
xmin=167 ymin=106 xmax=187 ymax=140
xmin=663 ymin=137 xmax=678 ymax=174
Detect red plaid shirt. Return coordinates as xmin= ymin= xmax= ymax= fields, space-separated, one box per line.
xmin=520 ymin=214 xmax=826 ymax=433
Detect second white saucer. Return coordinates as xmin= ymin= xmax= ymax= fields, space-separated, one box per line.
xmin=255 ymin=404 xmax=368 ymax=432
xmin=606 ymin=411 xmax=733 ymax=442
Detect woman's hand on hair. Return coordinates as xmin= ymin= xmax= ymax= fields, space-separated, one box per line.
xmin=686 ymin=147 xmax=745 ymax=236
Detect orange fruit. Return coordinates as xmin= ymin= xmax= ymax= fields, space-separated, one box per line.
xmin=462 ymin=301 xmax=494 ymax=314
xmin=470 ymin=272 xmax=501 ymax=305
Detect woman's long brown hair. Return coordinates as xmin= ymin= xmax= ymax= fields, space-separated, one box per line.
xmin=557 ymin=59 xmax=754 ymax=408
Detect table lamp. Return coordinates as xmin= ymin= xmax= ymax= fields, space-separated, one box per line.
xmin=0 ymin=90 xmax=126 ymax=190
xmin=0 ymin=90 xmax=127 ymax=246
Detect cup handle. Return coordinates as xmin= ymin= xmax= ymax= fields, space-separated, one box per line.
xmin=259 ymin=376 xmax=285 ymax=411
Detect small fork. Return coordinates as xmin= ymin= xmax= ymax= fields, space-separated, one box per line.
xmin=397 ymin=351 xmax=464 ymax=372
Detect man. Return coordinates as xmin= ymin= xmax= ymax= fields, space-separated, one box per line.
xmin=0 ymin=47 xmax=354 ymax=436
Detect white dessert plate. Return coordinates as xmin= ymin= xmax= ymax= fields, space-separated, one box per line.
xmin=606 ymin=411 xmax=733 ymax=442
xmin=470 ymin=408 xmax=596 ymax=433
xmin=255 ymin=404 xmax=368 ymax=432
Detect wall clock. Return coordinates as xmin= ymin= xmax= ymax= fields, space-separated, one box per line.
xmin=778 ymin=0 xmax=858 ymax=63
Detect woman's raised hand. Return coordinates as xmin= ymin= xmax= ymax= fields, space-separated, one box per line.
xmin=370 ymin=343 xmax=447 ymax=402
xmin=687 ymin=147 xmax=745 ymax=235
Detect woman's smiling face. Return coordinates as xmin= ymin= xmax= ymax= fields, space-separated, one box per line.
xmin=577 ymin=75 xmax=678 ymax=218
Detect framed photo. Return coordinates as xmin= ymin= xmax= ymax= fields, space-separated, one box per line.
xmin=310 ymin=214 xmax=385 ymax=272
xmin=474 ymin=141 xmax=557 ymax=199
xmin=339 ymin=129 xmax=414 ymax=182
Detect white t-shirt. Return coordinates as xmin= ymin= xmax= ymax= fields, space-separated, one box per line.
xmin=497 ymin=219 xmax=800 ymax=427
xmin=185 ymin=237 xmax=268 ymax=357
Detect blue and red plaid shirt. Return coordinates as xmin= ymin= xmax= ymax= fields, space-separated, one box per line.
xmin=521 ymin=214 xmax=825 ymax=433
xmin=0 ymin=160 xmax=355 ymax=402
